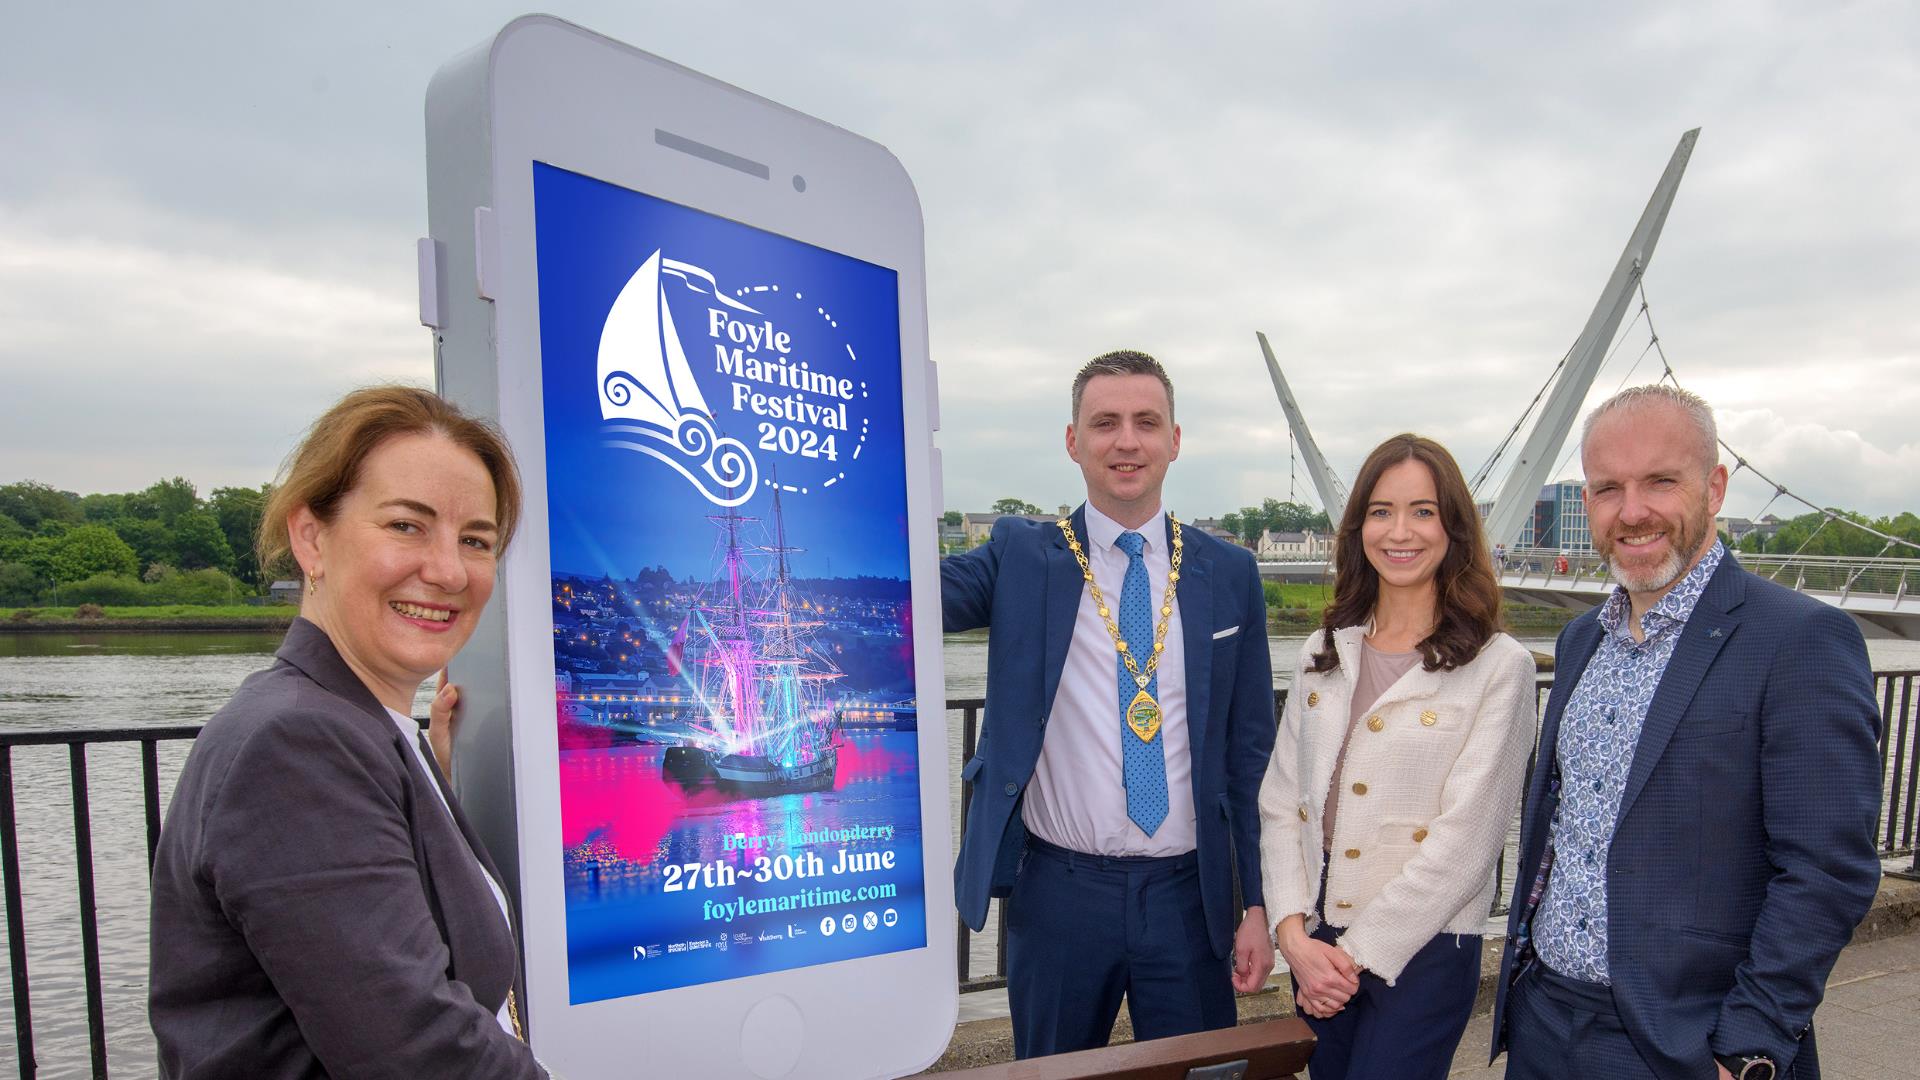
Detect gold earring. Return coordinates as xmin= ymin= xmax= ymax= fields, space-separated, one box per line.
xmin=308 ymin=571 xmax=319 ymax=595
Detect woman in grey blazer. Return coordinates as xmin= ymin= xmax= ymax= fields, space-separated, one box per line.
xmin=149 ymin=387 xmax=549 ymax=1079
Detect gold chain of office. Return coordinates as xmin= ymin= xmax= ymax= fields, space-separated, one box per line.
xmin=1057 ymin=513 xmax=1183 ymax=743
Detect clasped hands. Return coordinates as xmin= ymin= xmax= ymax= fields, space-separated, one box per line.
xmin=1275 ymin=914 xmax=1360 ymax=1018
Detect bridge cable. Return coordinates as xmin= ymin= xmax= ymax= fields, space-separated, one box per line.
xmin=1469 ymin=339 xmax=1577 ymax=497
xmin=1634 ymin=280 xmax=1920 ymax=557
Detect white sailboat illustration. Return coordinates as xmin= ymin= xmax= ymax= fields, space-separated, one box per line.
xmin=598 ymin=249 xmax=759 ymax=507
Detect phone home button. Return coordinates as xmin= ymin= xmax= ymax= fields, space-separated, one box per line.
xmin=740 ymin=994 xmax=805 ymax=1078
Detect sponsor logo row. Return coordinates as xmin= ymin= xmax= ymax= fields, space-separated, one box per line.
xmin=632 ymin=909 xmax=897 ymax=960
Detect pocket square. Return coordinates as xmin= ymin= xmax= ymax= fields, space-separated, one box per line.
xmin=1212 ymin=625 xmax=1241 ymax=640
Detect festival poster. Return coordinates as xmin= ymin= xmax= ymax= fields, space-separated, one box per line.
xmin=531 ymin=162 xmax=926 ymax=1004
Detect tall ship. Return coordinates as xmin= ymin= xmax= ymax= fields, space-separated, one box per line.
xmin=662 ymin=484 xmax=843 ymax=795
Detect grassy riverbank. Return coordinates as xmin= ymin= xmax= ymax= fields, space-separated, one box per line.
xmin=1265 ymin=582 xmax=1574 ymax=634
xmin=0 ymin=604 xmax=295 ymax=631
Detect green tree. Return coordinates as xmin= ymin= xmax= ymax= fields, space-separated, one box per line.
xmin=139 ymin=477 xmax=199 ymax=525
xmin=79 ymin=493 xmax=128 ymax=522
xmin=0 ymin=562 xmax=43 ymax=605
xmin=0 ymin=481 xmax=82 ymax=531
xmin=0 ymin=512 xmax=24 ymax=542
xmin=1230 ymin=506 xmax=1265 ymax=547
xmin=991 ymin=498 xmax=1045 ymax=516
xmin=113 ymin=517 xmax=174 ymax=572
xmin=209 ymin=484 xmax=270 ymax=586
xmin=172 ymin=510 xmax=235 ymax=572
xmin=1263 ymin=499 xmax=1330 ymax=533
xmin=0 ymin=535 xmax=58 ymax=580
xmin=941 ymin=510 xmax=962 ymax=527
xmin=50 ymin=525 xmax=140 ymax=583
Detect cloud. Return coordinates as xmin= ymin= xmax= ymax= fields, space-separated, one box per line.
xmin=1717 ymin=408 xmax=1920 ymax=517
xmin=0 ymin=1 xmax=1914 ymax=519
xmin=0 ymin=208 xmax=430 ymax=492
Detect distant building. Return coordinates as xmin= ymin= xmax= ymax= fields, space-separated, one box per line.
xmin=960 ymin=506 xmax=1072 ymax=546
xmin=1718 ymin=514 xmax=1784 ymax=545
xmin=1174 ymin=517 xmax=1238 ymax=548
xmin=268 ymin=579 xmax=303 ymax=605
xmin=1477 ymin=480 xmax=1593 ymax=553
xmin=1256 ymin=529 xmax=1328 ymax=560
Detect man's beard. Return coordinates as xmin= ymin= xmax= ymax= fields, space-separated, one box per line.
xmin=1602 ymin=505 xmax=1710 ymax=594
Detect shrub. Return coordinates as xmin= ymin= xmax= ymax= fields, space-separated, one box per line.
xmin=74 ymin=603 xmax=105 ymax=620
xmin=62 ymin=573 xmax=149 ymax=606
xmin=149 ymin=568 xmax=239 ymax=606
xmin=8 ymin=608 xmax=37 ymax=622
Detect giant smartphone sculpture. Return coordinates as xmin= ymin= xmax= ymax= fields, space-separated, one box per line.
xmin=424 ymin=17 xmax=953 ymax=1078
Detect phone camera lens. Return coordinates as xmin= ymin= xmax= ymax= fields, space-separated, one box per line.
xmin=791 ymin=174 xmax=807 ymax=193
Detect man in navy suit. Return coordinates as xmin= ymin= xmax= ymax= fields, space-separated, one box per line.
xmin=1494 ymin=385 xmax=1882 ymax=1080
xmin=943 ymin=350 xmax=1276 ymax=1058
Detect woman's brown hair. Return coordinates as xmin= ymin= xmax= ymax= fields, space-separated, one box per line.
xmin=1308 ymin=433 xmax=1502 ymax=674
xmin=257 ymin=386 xmax=523 ymax=576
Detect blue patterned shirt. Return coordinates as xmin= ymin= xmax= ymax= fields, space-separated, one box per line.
xmin=1532 ymin=541 xmax=1726 ymax=983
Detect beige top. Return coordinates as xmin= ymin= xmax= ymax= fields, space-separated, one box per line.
xmin=1322 ymin=643 xmax=1423 ymax=849
xmin=1259 ymin=627 xmax=1538 ymax=984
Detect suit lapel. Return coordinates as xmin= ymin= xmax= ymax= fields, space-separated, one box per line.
xmin=1616 ymin=557 xmax=1745 ymax=825
xmin=274 ymin=617 xmax=394 ymax=730
xmin=1175 ymin=517 xmax=1213 ymax=757
xmin=1041 ymin=508 xmax=1088 ymax=713
xmin=277 ymin=618 xmax=515 ymax=987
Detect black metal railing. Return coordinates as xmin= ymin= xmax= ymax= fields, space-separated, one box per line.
xmin=953 ymin=669 xmax=1920 ymax=991
xmin=951 ymin=683 xmax=1549 ymax=992
xmin=3 ymin=670 xmax=1917 ymax=1075
xmin=2 ymin=725 xmax=202 ymax=1079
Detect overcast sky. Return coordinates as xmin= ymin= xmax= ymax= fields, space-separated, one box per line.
xmin=3 ymin=1 xmax=1915 ymax=523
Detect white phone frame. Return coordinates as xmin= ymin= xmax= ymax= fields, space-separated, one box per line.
xmin=425 ymin=16 xmax=953 ymax=1079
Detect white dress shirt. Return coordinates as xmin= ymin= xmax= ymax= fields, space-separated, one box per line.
xmin=1022 ymin=502 xmax=1196 ymax=856
xmin=388 ymin=707 xmax=518 ymax=1037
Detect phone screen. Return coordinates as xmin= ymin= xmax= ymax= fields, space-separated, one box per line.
xmin=530 ymin=161 xmax=927 ymax=1004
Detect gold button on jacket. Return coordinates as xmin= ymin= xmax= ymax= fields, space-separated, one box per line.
xmin=1366 ymin=715 xmax=1384 ymax=732
xmin=1412 ymin=829 xmax=1429 ymax=843
xmin=1420 ymin=709 xmax=1438 ymax=727
xmin=1306 ymin=691 xmax=1320 ymax=707
xmin=1351 ymin=782 xmax=1368 ymax=796
xmin=1297 ymin=806 xmax=1308 ymax=821
xmin=1344 ymin=848 xmax=1361 ymax=859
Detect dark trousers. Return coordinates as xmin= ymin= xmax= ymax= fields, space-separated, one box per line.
xmin=1005 ymin=837 xmax=1234 ymax=1059
xmin=1290 ymin=919 xmax=1480 ymax=1080
xmin=1505 ymin=962 xmax=1664 ymax=1079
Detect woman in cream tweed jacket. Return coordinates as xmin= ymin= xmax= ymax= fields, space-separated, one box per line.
xmin=1258 ymin=434 xmax=1537 ymax=1080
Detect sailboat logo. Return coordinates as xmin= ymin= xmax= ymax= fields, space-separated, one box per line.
xmin=597 ymin=250 xmax=760 ymax=507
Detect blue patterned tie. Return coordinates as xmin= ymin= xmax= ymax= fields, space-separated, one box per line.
xmin=1114 ymin=531 xmax=1169 ymax=836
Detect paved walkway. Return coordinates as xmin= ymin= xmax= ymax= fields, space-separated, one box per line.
xmin=1446 ymin=928 xmax=1920 ymax=1079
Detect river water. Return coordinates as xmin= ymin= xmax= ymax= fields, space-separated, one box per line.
xmin=2 ymin=630 xmax=1917 ymax=1076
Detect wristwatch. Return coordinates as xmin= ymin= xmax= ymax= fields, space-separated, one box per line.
xmin=1715 ymin=1053 xmax=1776 ymax=1080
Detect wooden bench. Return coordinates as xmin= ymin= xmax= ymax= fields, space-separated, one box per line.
xmin=935 ymin=1018 xmax=1315 ymax=1080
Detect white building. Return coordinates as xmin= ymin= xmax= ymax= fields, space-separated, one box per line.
xmin=1256 ymin=529 xmax=1328 ymax=560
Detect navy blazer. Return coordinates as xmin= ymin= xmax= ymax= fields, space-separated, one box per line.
xmin=942 ymin=507 xmax=1277 ymax=958
xmin=1492 ymin=554 xmax=1882 ymax=1078
xmin=150 ymin=618 xmax=543 ymax=1079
